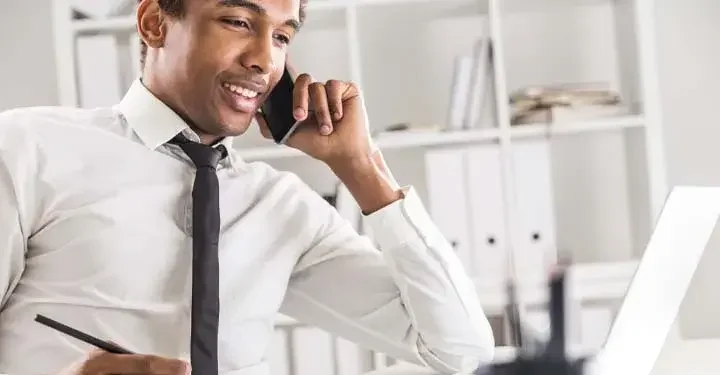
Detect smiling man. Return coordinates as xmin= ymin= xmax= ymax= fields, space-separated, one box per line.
xmin=0 ymin=0 xmax=495 ymax=374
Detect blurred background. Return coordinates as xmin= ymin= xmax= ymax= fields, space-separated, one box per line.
xmin=3 ymin=0 xmax=720 ymax=374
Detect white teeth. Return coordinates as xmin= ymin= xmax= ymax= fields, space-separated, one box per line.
xmin=223 ymin=82 xmax=258 ymax=98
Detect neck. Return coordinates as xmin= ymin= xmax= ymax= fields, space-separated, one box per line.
xmin=139 ymin=75 xmax=222 ymax=146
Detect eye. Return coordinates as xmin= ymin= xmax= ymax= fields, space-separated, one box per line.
xmin=221 ymin=18 xmax=250 ymax=29
xmin=274 ymin=34 xmax=291 ymax=45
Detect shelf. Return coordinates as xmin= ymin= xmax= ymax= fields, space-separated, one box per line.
xmin=236 ymin=115 xmax=645 ymax=161
xmin=510 ymin=115 xmax=646 ymax=138
xmin=236 ymin=127 xmax=501 ymax=161
xmin=499 ymin=0 xmax=611 ymax=13
xmin=374 ymin=127 xmax=500 ymax=149
xmin=355 ymin=0 xmax=487 ymax=16
xmin=73 ymin=15 xmax=135 ymax=35
xmin=275 ymin=313 xmax=302 ymax=327
xmin=69 ymin=0 xmax=614 ymax=35
xmin=71 ymin=0 xmax=348 ymax=35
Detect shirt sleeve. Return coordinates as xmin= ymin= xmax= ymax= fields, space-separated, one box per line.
xmin=0 ymin=117 xmax=28 ymax=312
xmin=279 ymin=185 xmax=495 ymax=374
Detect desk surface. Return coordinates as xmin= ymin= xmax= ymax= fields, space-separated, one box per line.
xmin=365 ymin=339 xmax=720 ymax=375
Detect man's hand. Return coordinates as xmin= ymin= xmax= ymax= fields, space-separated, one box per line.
xmin=256 ymin=71 xmax=403 ymax=214
xmin=60 ymin=349 xmax=189 ymax=375
xmin=256 ymin=73 xmax=372 ymax=169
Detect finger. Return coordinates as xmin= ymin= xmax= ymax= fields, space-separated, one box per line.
xmin=293 ymin=73 xmax=312 ymax=121
xmin=254 ymin=111 xmax=272 ymax=139
xmin=94 ymin=353 xmax=189 ymax=375
xmin=309 ymin=82 xmax=332 ymax=135
xmin=325 ymin=80 xmax=344 ymax=121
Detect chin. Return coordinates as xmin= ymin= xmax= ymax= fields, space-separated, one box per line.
xmin=209 ymin=90 xmax=259 ymax=137
xmin=214 ymin=112 xmax=254 ymax=136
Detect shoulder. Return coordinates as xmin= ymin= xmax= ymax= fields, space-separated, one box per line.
xmin=0 ymin=105 xmax=117 ymax=139
xmin=0 ymin=105 xmax=119 ymax=172
xmin=0 ymin=105 xmax=96 ymax=124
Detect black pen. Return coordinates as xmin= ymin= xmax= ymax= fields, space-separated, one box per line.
xmin=34 ymin=314 xmax=134 ymax=354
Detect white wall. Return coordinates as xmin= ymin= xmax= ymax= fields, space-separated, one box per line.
xmin=0 ymin=0 xmax=58 ymax=110
xmin=651 ymin=0 xmax=720 ymax=373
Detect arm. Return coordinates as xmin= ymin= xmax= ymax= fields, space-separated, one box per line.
xmin=279 ymin=154 xmax=495 ymax=374
xmin=0 ymin=119 xmax=27 ymax=313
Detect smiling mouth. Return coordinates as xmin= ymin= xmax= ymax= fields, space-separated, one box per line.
xmin=222 ymin=82 xmax=260 ymax=98
xmin=220 ymin=82 xmax=264 ymax=113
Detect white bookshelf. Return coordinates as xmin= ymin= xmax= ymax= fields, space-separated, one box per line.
xmin=52 ymin=0 xmax=670 ymax=370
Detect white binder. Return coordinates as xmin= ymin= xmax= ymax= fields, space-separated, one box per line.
xmin=424 ymin=149 xmax=474 ymax=271
xmin=510 ymin=139 xmax=558 ymax=284
xmin=580 ymin=306 xmax=614 ymax=351
xmin=466 ymin=145 xmax=509 ymax=286
xmin=446 ymin=56 xmax=474 ymax=131
xmin=269 ymin=329 xmax=290 ymax=375
xmin=291 ymin=327 xmax=335 ymax=375
xmin=333 ymin=337 xmax=365 ymax=375
xmin=463 ymin=39 xmax=493 ymax=130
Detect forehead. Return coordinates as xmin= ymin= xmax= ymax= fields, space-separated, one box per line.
xmin=192 ymin=0 xmax=300 ymax=20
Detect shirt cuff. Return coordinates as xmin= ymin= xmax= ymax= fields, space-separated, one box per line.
xmin=363 ymin=186 xmax=443 ymax=249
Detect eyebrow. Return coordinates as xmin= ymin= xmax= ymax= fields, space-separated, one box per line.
xmin=218 ymin=0 xmax=302 ymax=31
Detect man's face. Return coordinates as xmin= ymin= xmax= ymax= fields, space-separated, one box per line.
xmin=153 ymin=0 xmax=301 ymax=138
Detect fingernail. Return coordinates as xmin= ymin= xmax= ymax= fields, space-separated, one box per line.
xmin=294 ymin=107 xmax=305 ymax=119
xmin=321 ymin=125 xmax=332 ymax=135
xmin=333 ymin=111 xmax=341 ymax=120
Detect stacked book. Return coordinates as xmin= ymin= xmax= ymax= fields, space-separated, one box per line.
xmin=509 ymin=84 xmax=628 ymax=125
xmin=445 ymin=37 xmax=497 ymax=131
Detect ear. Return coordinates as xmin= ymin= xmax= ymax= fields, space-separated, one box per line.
xmin=136 ymin=0 xmax=167 ymax=49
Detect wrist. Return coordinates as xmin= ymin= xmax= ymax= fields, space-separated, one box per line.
xmin=328 ymin=153 xmax=374 ymax=178
xmin=329 ymin=154 xmax=402 ymax=214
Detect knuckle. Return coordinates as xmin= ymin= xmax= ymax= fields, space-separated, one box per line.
xmin=297 ymin=73 xmax=313 ymax=85
xmin=144 ymin=355 xmax=161 ymax=373
xmin=308 ymin=82 xmax=324 ymax=92
xmin=325 ymin=79 xmax=341 ymax=88
xmin=81 ymin=351 xmax=106 ymax=374
xmin=170 ymin=360 xmax=189 ymax=375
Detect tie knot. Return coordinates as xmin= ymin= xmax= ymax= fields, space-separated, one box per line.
xmin=169 ymin=134 xmax=227 ymax=169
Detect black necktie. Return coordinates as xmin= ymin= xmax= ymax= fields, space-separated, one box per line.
xmin=169 ymin=134 xmax=227 ymax=375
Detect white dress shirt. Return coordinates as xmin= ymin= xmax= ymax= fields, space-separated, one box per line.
xmin=0 ymin=80 xmax=494 ymax=375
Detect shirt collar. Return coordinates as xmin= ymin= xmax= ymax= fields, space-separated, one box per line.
xmin=114 ymin=79 xmax=238 ymax=167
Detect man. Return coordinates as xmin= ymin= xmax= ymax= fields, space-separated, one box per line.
xmin=0 ymin=0 xmax=495 ymax=374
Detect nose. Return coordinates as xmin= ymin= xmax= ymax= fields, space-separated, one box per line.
xmin=238 ymin=33 xmax=275 ymax=75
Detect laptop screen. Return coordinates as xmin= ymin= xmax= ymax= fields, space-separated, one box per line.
xmin=586 ymin=186 xmax=720 ymax=375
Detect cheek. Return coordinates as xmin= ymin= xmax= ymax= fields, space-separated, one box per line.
xmin=273 ymin=50 xmax=287 ymax=69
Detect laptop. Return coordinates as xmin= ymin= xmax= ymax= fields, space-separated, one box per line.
xmin=365 ymin=186 xmax=717 ymax=375
xmin=585 ymin=185 xmax=719 ymax=375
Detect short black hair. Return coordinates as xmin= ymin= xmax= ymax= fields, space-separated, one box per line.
xmin=137 ymin=0 xmax=308 ymax=68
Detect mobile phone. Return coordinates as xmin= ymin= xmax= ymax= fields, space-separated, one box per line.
xmin=259 ymin=67 xmax=302 ymax=144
